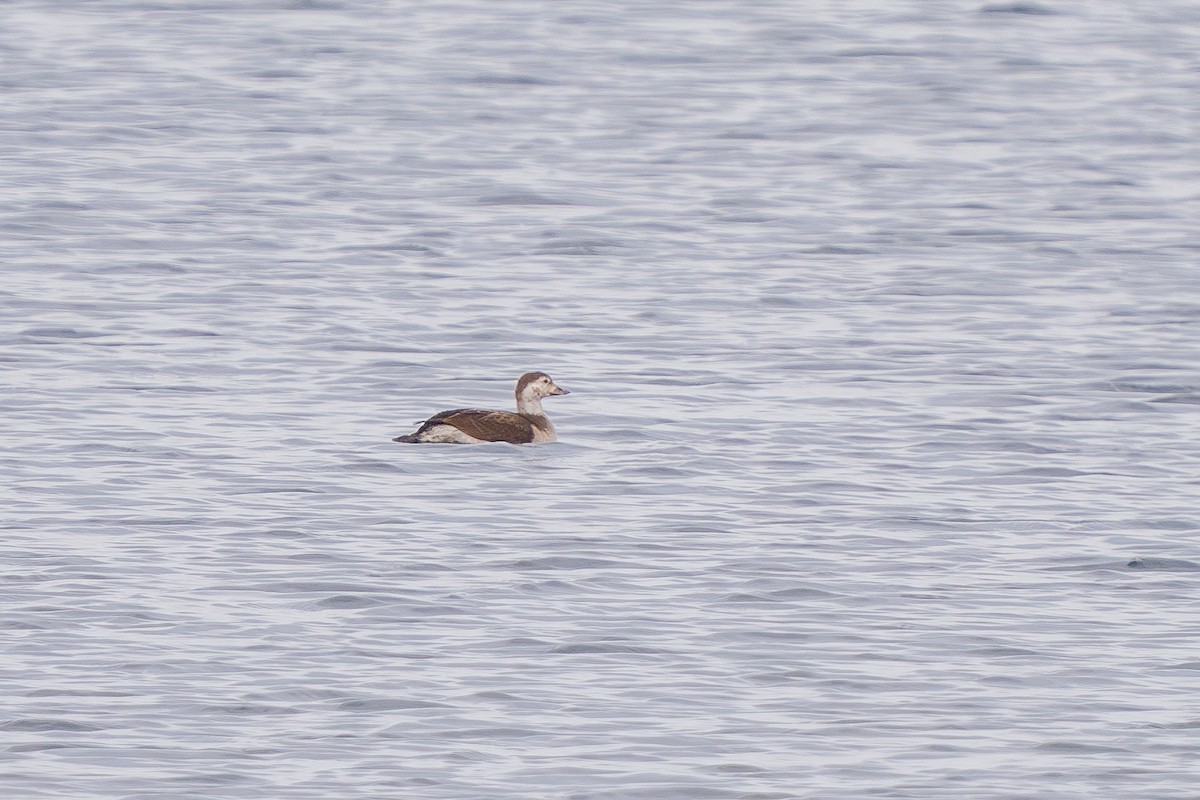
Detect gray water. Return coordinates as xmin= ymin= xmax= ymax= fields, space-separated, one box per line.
xmin=4 ymin=1 xmax=1200 ymax=798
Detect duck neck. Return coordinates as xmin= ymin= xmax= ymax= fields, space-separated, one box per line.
xmin=516 ymin=393 xmax=545 ymax=417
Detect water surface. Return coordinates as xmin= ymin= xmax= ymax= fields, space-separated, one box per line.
xmin=3 ymin=1 xmax=1200 ymax=798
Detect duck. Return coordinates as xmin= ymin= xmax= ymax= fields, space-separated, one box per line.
xmin=393 ymin=372 xmax=570 ymax=444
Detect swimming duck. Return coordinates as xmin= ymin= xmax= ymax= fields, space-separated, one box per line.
xmin=393 ymin=372 xmax=570 ymax=444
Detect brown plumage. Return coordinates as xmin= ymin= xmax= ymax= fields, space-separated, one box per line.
xmin=397 ymin=408 xmax=540 ymax=444
xmin=393 ymin=372 xmax=570 ymax=444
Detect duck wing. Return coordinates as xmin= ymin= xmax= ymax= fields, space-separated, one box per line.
xmin=423 ymin=408 xmax=536 ymax=444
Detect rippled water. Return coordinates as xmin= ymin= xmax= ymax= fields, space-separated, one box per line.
xmin=4 ymin=1 xmax=1200 ymax=797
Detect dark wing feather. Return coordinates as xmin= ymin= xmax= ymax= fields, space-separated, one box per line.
xmin=394 ymin=408 xmax=537 ymax=444
xmin=394 ymin=408 xmax=471 ymax=442
xmin=435 ymin=409 xmax=535 ymax=443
